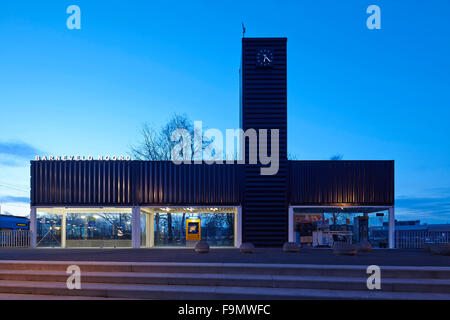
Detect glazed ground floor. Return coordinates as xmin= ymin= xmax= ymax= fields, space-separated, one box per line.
xmin=29 ymin=205 xmax=395 ymax=249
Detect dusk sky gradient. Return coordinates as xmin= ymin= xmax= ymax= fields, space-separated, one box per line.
xmin=0 ymin=1 xmax=449 ymax=223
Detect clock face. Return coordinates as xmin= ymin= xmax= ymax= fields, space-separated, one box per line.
xmin=256 ymin=48 xmax=274 ymax=67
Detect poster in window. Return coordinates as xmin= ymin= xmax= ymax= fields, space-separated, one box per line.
xmin=186 ymin=218 xmax=201 ymax=241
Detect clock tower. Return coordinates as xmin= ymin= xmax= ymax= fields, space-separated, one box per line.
xmin=240 ymin=38 xmax=288 ymax=247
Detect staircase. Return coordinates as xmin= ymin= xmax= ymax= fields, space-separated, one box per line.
xmin=0 ymin=260 xmax=449 ymax=299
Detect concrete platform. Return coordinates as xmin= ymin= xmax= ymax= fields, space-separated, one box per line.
xmin=0 ymin=293 xmax=126 ymax=300
xmin=0 ymin=248 xmax=449 ymax=266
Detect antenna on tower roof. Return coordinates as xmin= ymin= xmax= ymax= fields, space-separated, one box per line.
xmin=241 ymin=22 xmax=246 ymax=38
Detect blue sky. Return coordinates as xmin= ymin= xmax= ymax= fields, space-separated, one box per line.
xmin=0 ymin=0 xmax=449 ymax=223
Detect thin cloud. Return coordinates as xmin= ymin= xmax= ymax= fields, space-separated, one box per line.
xmin=0 ymin=195 xmax=30 ymax=203
xmin=396 ymin=195 xmax=450 ymax=223
xmin=0 ymin=141 xmax=42 ymax=159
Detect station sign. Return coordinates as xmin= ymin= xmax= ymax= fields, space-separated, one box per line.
xmin=34 ymin=155 xmax=131 ymax=161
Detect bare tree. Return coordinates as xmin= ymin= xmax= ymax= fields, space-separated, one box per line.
xmin=330 ymin=154 xmax=343 ymax=160
xmin=288 ymin=152 xmax=299 ymax=160
xmin=131 ymin=113 xmax=211 ymax=161
xmin=130 ymin=114 xmax=212 ymax=241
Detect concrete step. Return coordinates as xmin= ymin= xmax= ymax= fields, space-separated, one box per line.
xmin=1 ymin=260 xmax=449 ymax=279
xmin=0 ymin=293 xmax=126 ymax=300
xmin=0 ymin=280 xmax=449 ymax=300
xmin=0 ymin=260 xmax=448 ymax=299
xmin=0 ymin=270 xmax=449 ymax=294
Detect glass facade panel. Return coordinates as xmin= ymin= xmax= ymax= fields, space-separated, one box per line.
xmin=66 ymin=210 xmax=132 ymax=248
xmin=294 ymin=209 xmax=389 ymax=248
xmin=36 ymin=210 xmax=62 ymax=248
xmin=34 ymin=207 xmax=237 ymax=248
xmin=36 ymin=208 xmax=132 ymax=248
xmin=140 ymin=211 xmax=147 ymax=247
xmin=154 ymin=212 xmax=235 ymax=247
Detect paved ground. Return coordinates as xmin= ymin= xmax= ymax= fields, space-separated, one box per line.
xmin=0 ymin=248 xmax=449 ymax=266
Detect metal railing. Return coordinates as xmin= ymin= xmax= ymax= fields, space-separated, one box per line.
xmin=0 ymin=230 xmax=31 ymax=248
xmin=395 ymin=230 xmax=450 ymax=249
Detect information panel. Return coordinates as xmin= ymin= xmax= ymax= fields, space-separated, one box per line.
xmin=186 ymin=218 xmax=201 ymax=242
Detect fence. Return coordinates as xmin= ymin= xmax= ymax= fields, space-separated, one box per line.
xmin=0 ymin=230 xmax=31 ymax=248
xmin=395 ymin=230 xmax=450 ymax=249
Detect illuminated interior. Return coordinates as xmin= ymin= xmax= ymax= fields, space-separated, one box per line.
xmin=140 ymin=207 xmax=238 ymax=248
xmin=36 ymin=207 xmax=132 ymax=248
xmin=35 ymin=206 xmax=238 ymax=248
xmin=291 ymin=206 xmax=391 ymax=248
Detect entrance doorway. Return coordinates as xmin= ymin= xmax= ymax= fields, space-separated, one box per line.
xmin=140 ymin=207 xmax=239 ymax=248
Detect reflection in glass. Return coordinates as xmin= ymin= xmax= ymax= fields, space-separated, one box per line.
xmin=140 ymin=211 xmax=147 ymax=247
xmin=293 ymin=210 xmax=389 ymax=248
xmin=154 ymin=212 xmax=234 ymax=247
xmin=66 ymin=212 xmax=132 ymax=248
xmin=36 ymin=211 xmax=62 ymax=248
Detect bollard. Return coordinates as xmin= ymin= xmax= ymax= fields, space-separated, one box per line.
xmin=333 ymin=242 xmax=357 ymax=256
xmin=240 ymin=242 xmax=255 ymax=254
xmin=194 ymin=241 xmax=210 ymax=253
xmin=283 ymin=242 xmax=300 ymax=253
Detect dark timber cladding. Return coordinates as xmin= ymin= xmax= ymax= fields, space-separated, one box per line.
xmin=240 ymin=38 xmax=288 ymax=246
xmin=135 ymin=161 xmax=242 ymax=206
xmin=30 ymin=160 xmax=133 ymax=206
xmin=289 ymin=161 xmax=394 ymax=206
xmin=30 ymin=161 xmax=242 ymax=206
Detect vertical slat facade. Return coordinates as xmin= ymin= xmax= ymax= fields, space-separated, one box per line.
xmin=134 ymin=162 xmax=242 ymax=206
xmin=30 ymin=161 xmax=242 ymax=206
xmin=240 ymin=38 xmax=289 ymax=246
xmin=289 ymin=161 xmax=394 ymax=206
xmin=30 ymin=161 xmax=133 ymax=206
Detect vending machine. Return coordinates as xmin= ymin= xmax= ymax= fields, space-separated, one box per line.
xmin=186 ymin=218 xmax=201 ymax=246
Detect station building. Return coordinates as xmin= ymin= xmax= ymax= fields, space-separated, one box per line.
xmin=29 ymin=38 xmax=395 ymax=249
